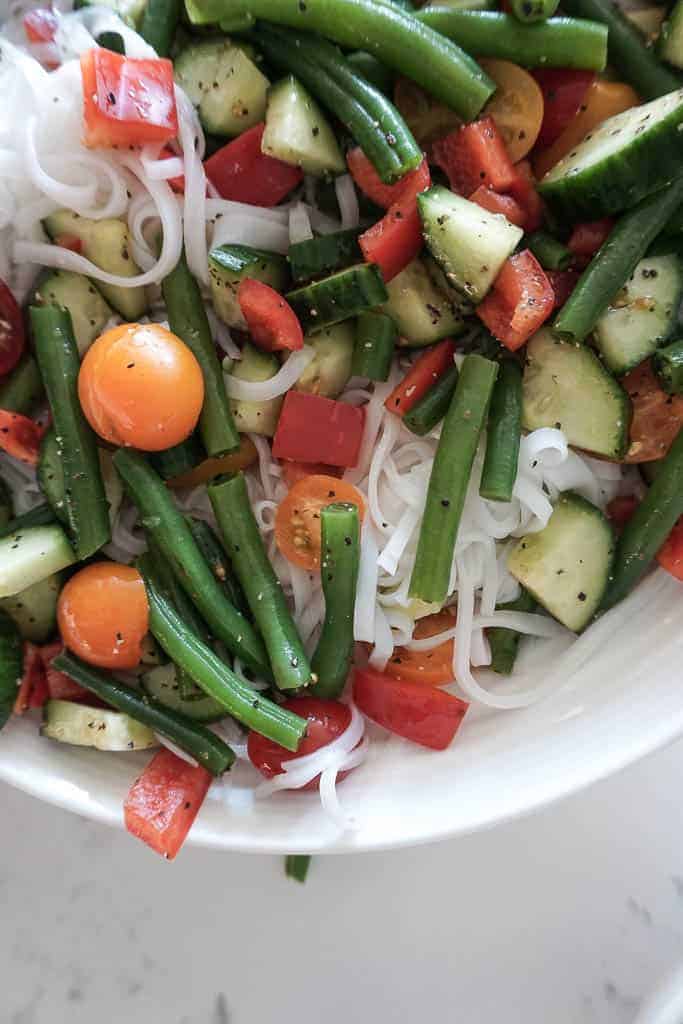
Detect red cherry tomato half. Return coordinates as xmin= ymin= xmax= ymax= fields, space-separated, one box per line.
xmin=0 ymin=278 xmax=25 ymax=377
xmin=0 ymin=410 xmax=43 ymax=464
xmin=247 ymin=697 xmax=353 ymax=791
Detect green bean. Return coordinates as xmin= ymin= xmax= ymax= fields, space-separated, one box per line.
xmin=659 ymin=204 xmax=683 ymax=239
xmin=0 ymin=479 xmax=11 ymax=532
xmin=554 ymin=178 xmax=683 ymax=343
xmin=653 ymin=338 xmax=683 ymax=395
xmin=52 ymin=650 xmax=235 ymax=775
xmin=0 ymin=610 xmax=22 ymax=733
xmin=346 ymin=51 xmax=394 ymax=94
xmin=527 ymin=231 xmax=573 ymax=272
xmin=0 ymin=504 xmax=55 ymax=540
xmin=138 ymin=556 xmax=307 ymax=751
xmin=113 ymin=449 xmax=270 ymax=678
xmin=403 ymin=364 xmax=459 ymax=437
xmin=139 ymin=0 xmax=183 ymax=55
xmin=208 ymin=474 xmax=314 ymax=691
xmin=311 ymin=503 xmax=360 ymax=700
xmin=417 ymin=9 xmax=608 ymax=70
xmin=409 ymin=355 xmax=498 ymax=603
xmin=186 ymin=517 xmax=249 ymax=616
xmin=602 ymin=427 xmax=683 ymax=610
xmin=0 ymin=355 xmax=44 ymax=414
xmin=561 ymin=0 xmax=681 ymax=98
xmin=285 ymin=854 xmax=312 ymax=882
xmin=96 ymin=30 xmax=126 ymax=53
xmin=488 ymin=589 xmax=536 ymax=675
xmin=162 ymin=252 xmax=239 ymax=457
xmin=149 ymin=435 xmax=204 ymax=481
xmin=352 ymin=312 xmax=397 ymax=381
xmin=480 ymin=360 xmax=523 ymax=504
xmin=510 ymin=0 xmax=559 ymax=22
xmin=30 ymin=306 xmax=110 ymax=559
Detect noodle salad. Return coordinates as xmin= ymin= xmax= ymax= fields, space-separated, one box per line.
xmin=1 ymin=0 xmax=682 ymax=870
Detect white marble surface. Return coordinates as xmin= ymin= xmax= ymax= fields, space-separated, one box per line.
xmin=2 ymin=737 xmax=683 ymax=1024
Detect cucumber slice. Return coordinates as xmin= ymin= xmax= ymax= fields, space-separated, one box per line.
xmin=593 ymin=254 xmax=683 ymax=375
xmin=38 ymin=431 xmax=123 ymax=528
xmin=659 ymin=0 xmax=683 ymax=69
xmin=0 ymin=525 xmax=75 ymax=599
xmin=175 ymin=38 xmax=269 ymax=136
xmin=43 ymin=210 xmax=147 ymax=320
xmin=295 ymin=322 xmax=355 ymax=398
xmin=227 ymin=343 xmax=283 ymax=436
xmin=522 ymin=328 xmax=631 ymax=459
xmin=287 ymin=263 xmax=388 ymax=330
xmin=33 ymin=271 xmax=113 ymax=357
xmin=41 ymin=699 xmax=157 ymax=751
xmin=288 ymin=228 xmax=361 ymax=283
xmin=507 ymin=492 xmax=615 ymax=632
xmin=382 ymin=257 xmax=466 ymax=346
xmin=141 ymin=663 xmax=227 ymax=722
xmin=262 ymin=76 xmax=346 ymax=177
xmin=538 ymin=89 xmax=683 ymax=220
xmin=209 ymin=244 xmax=288 ymax=329
xmin=0 ymin=611 xmax=22 ymax=732
xmin=418 ymin=185 xmax=523 ymax=303
xmin=0 ymin=573 xmax=61 ymax=644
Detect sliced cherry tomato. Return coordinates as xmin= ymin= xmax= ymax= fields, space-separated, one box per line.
xmin=476 ymin=250 xmax=554 ymax=352
xmin=237 ymin=279 xmax=303 ymax=352
xmin=607 ymin=495 xmax=639 ymax=531
xmin=80 ymin=49 xmax=178 ymax=149
xmin=547 ymin=268 xmax=579 ymax=311
xmin=275 ymin=474 xmax=365 ymax=571
xmin=346 ymin=148 xmax=429 ymax=211
xmin=0 ymin=410 xmax=43 ymax=464
xmin=57 ymin=562 xmax=149 ymax=671
xmin=533 ymin=69 xmax=595 ymax=149
xmin=353 ymin=667 xmax=468 ymax=750
xmin=432 ymin=116 xmax=517 ymax=197
xmin=204 ymin=123 xmax=302 ymax=206
xmin=23 ymin=7 xmax=58 ymax=43
xmin=54 ymin=234 xmax=84 ymax=254
xmin=13 ymin=642 xmax=48 ymax=714
xmin=468 ymin=185 xmax=526 ymax=228
xmin=124 ymin=749 xmax=212 ymax=860
xmin=247 ymin=697 xmax=353 ymax=790
xmin=533 ymin=79 xmax=639 ymax=179
xmin=281 ymin=460 xmax=342 ymax=488
xmin=657 ymin=517 xmax=683 ymax=581
xmin=478 ymin=59 xmax=544 ymax=162
xmin=78 ymin=322 xmax=204 ymax=451
xmin=272 ymin=391 xmax=365 ymax=468
xmin=39 ymin=641 xmax=90 ymax=702
xmin=393 ymin=78 xmax=461 ymax=149
xmin=507 ymin=159 xmax=544 ymax=232
xmin=385 ymin=608 xmax=456 ymax=686
xmin=385 ymin=339 xmax=456 ymax=417
xmin=0 ymin=278 xmax=26 ymax=376
xmin=167 ymin=436 xmax=258 ymax=490
xmin=567 ymin=218 xmax=613 ymax=267
xmin=623 ymin=360 xmax=683 ymax=463
xmin=357 ymin=158 xmax=431 ymax=282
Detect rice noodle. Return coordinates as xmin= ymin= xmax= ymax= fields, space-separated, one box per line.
xmin=334 ymin=174 xmax=360 ymax=229
xmin=288 ymin=201 xmax=313 ymax=244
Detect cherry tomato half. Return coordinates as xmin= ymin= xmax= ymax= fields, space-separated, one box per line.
xmin=167 ymin=436 xmax=258 ymax=489
xmin=0 ymin=410 xmax=43 ymax=464
xmin=0 ymin=278 xmax=25 ymax=377
xmin=479 ymin=59 xmax=544 ymax=162
xmin=622 ymin=360 xmax=683 ymax=463
xmin=384 ymin=608 xmax=456 ymax=687
xmin=274 ymin=474 xmax=365 ymax=571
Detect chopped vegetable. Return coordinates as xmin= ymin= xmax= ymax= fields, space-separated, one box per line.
xmin=247 ymin=697 xmax=353 ymax=788
xmin=384 ymin=608 xmax=456 ymax=687
xmin=385 ymin=339 xmax=457 ymax=417
xmin=432 ymin=116 xmax=516 ymax=197
xmin=0 ymin=279 xmax=25 ymax=376
xmin=353 ymin=667 xmax=468 ymax=749
xmin=204 ymin=123 xmax=303 ymax=205
xmin=476 ymin=250 xmax=554 ymax=352
xmin=274 ymin=475 xmax=365 ymax=572
xmin=477 ymin=59 xmax=543 ymax=161
xmin=237 ymin=279 xmax=303 ymax=352
xmin=311 ymin=503 xmax=360 ymax=700
xmin=272 ymin=392 xmax=365 ymax=468
xmin=0 ymin=411 xmax=42 ymax=465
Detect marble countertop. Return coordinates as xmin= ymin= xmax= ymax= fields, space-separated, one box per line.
xmin=2 ymin=736 xmax=683 ymax=1024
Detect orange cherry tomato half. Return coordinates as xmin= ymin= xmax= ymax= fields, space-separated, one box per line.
xmin=384 ymin=607 xmax=456 ymax=687
xmin=78 ymin=322 xmax=204 ymax=451
xmin=274 ymin=474 xmax=365 ymax=571
xmin=622 ymin=360 xmax=683 ymax=463
xmin=166 ymin=435 xmax=258 ymax=489
xmin=57 ymin=562 xmax=149 ymax=670
xmin=479 ymin=59 xmax=544 ymax=162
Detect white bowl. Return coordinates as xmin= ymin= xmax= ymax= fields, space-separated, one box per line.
xmin=1 ymin=569 xmax=681 ymax=854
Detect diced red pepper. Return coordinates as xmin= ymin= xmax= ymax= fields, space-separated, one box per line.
xmin=607 ymin=495 xmax=639 ymax=532
xmin=432 ymin=117 xmax=517 ymax=197
xmin=13 ymin=643 xmax=49 ymax=714
xmin=358 ymin=158 xmax=431 ymax=282
xmin=124 ymin=749 xmax=212 ymax=860
xmin=0 ymin=410 xmax=43 ymax=465
xmin=40 ymin=642 xmax=90 ymax=701
xmin=468 ymin=185 xmax=526 ymax=228
xmin=237 ymin=279 xmax=303 ymax=352
xmin=384 ymin=339 xmax=456 ymax=416
xmin=272 ymin=392 xmax=365 ymax=468
xmin=567 ymin=218 xmax=613 ymax=267
xmin=507 ymin=160 xmax=544 ymax=232
xmin=23 ymin=7 xmax=58 ymax=43
xmin=533 ymin=70 xmax=596 ymax=149
xmin=0 ymin=278 xmax=26 ymax=376
xmin=346 ymin=148 xmax=429 ymax=210
xmin=204 ymin=123 xmax=302 ymax=207
xmin=547 ymin=268 xmax=579 ymax=311
xmin=476 ymin=249 xmax=554 ymax=352
xmin=353 ymin=667 xmax=468 ymax=750
xmin=657 ymin=517 xmax=683 ymax=581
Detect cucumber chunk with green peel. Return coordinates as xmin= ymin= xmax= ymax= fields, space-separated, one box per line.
xmin=659 ymin=0 xmax=683 ymax=69
xmin=507 ymin=492 xmax=615 ymax=633
xmin=227 ymin=343 xmax=283 ymax=436
xmin=382 ymin=257 xmax=466 ymax=346
xmin=0 ymin=525 xmax=75 ymax=599
xmin=175 ymin=38 xmax=269 ymax=136
xmin=418 ymin=185 xmax=523 ymax=303
xmin=41 ymin=699 xmax=158 ymax=751
xmin=286 ymin=263 xmax=388 ymax=330
xmin=294 ymin=322 xmax=355 ymax=397
xmin=43 ymin=210 xmax=147 ymax=320
xmin=593 ymin=254 xmax=683 ymax=375
xmin=522 ymin=328 xmax=631 ymax=459
xmin=538 ymin=89 xmax=683 ymax=220
xmin=0 ymin=574 xmax=61 ymax=644
xmin=288 ymin=229 xmax=361 ymax=283
xmin=209 ymin=244 xmax=288 ymax=329
xmin=33 ymin=271 xmax=113 ymax=356
xmin=141 ymin=663 xmax=227 ymax=723
xmin=262 ymin=76 xmax=346 ymax=177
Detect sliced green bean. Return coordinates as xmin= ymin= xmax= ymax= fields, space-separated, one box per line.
xmin=352 ymin=312 xmax=397 ymax=381
xmin=410 ymin=355 xmax=498 ymax=603
xmin=480 ymin=360 xmax=522 ymax=504
xmin=418 ymin=9 xmax=608 ymax=70
xmin=311 ymin=503 xmax=359 ymax=700
xmin=0 ymin=504 xmax=55 ymax=540
xmin=30 ymin=306 xmax=110 ymax=559
xmin=403 ymin=364 xmax=459 ymax=437
xmin=0 ymin=355 xmax=44 ymax=414
xmin=113 ymin=449 xmax=270 ymax=678
xmin=208 ymin=473 xmax=314 ymax=691
xmin=653 ymin=338 xmax=683 ymax=395
xmin=488 ymin=588 xmax=536 ymax=675
xmin=554 ymin=178 xmax=683 ymax=343
xmin=527 ymin=231 xmax=573 ymax=272
xmin=346 ymin=51 xmax=394 ymax=94
xmin=510 ymin=0 xmax=559 ymax=23
xmin=186 ymin=517 xmax=249 ymax=615
xmin=139 ymin=0 xmax=183 ymax=56
xmin=285 ymin=854 xmax=312 ymax=882
xmin=52 ymin=650 xmax=235 ymax=775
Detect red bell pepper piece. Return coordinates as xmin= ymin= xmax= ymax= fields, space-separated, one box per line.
xmin=468 ymin=185 xmax=526 ymax=228
xmin=547 ymin=269 xmax=579 ymax=311
xmin=13 ymin=643 xmax=49 ymax=714
xmin=533 ymin=70 xmax=595 ymax=149
xmin=204 ymin=123 xmax=302 ymax=207
xmin=476 ymin=250 xmax=554 ymax=352
xmin=40 ymin=642 xmax=90 ymax=701
xmin=432 ymin=117 xmax=516 ymax=197
xmin=607 ymin=495 xmax=639 ymax=532
xmin=657 ymin=517 xmax=683 ymax=580
xmin=124 ymin=749 xmax=212 ymax=860
xmin=358 ymin=158 xmax=431 ymax=282
xmin=384 ymin=339 xmax=456 ymax=416
xmin=346 ymin=148 xmax=429 ymax=210
xmin=0 ymin=278 xmax=25 ymax=376
xmin=0 ymin=410 xmax=43 ymax=465
xmin=353 ymin=667 xmax=468 ymax=750
xmin=272 ymin=392 xmax=365 ymax=468
xmin=237 ymin=279 xmax=303 ymax=352
xmin=80 ymin=49 xmax=178 ymax=149
xmin=567 ymin=218 xmax=613 ymax=267
xmin=507 ymin=160 xmax=544 ymax=233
